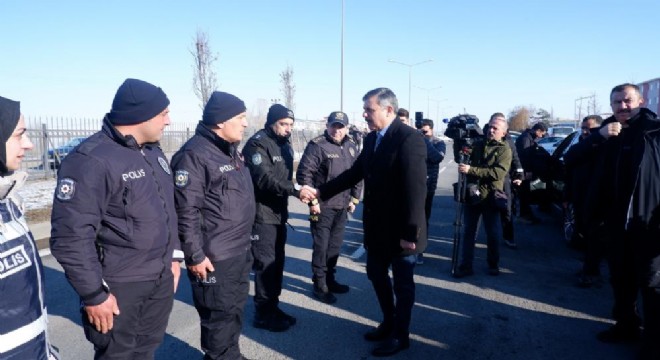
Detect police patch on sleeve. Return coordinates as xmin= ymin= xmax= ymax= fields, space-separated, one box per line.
xmin=56 ymin=178 xmax=76 ymax=201
xmin=174 ymin=170 xmax=189 ymax=188
xmin=349 ymin=147 xmax=355 ymax=157
xmin=251 ymin=153 xmax=262 ymax=166
xmin=158 ymin=157 xmax=171 ymax=175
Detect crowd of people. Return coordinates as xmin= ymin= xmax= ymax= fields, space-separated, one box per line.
xmin=1 ymin=81 xmax=658 ymax=359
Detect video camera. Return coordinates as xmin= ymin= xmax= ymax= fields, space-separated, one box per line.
xmin=443 ymin=114 xmax=483 ymax=163
xmin=414 ymin=112 xmax=424 ymax=129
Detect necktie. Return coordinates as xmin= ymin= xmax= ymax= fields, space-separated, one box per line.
xmin=375 ymin=133 xmax=383 ymax=151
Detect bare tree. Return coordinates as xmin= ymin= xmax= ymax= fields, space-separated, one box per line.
xmin=280 ymin=65 xmax=295 ymax=110
xmin=508 ymin=106 xmax=533 ymax=131
xmin=191 ymin=30 xmax=218 ymax=110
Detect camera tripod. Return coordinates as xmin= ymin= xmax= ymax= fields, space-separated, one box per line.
xmin=451 ymin=150 xmax=470 ymax=276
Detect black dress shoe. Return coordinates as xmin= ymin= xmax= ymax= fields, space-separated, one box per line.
xmin=364 ymin=323 xmax=393 ymax=341
xmin=327 ymin=279 xmax=350 ymax=294
xmin=372 ymin=338 xmax=410 ymax=357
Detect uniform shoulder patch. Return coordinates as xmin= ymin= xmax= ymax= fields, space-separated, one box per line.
xmin=158 ymin=157 xmax=171 ymax=175
xmin=312 ymin=135 xmax=324 ymax=144
xmin=174 ymin=170 xmax=189 ymax=188
xmin=349 ymin=147 xmax=356 ymax=157
xmin=56 ymin=178 xmax=76 ymax=201
xmin=251 ymin=153 xmax=262 ymax=166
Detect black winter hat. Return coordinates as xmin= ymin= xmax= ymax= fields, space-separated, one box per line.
xmin=266 ymin=104 xmax=294 ymax=126
xmin=202 ymin=91 xmax=246 ymax=125
xmin=0 ymin=96 xmax=21 ymax=175
xmin=106 ymin=78 xmax=170 ymax=125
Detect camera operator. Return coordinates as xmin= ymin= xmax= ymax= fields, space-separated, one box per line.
xmin=484 ymin=114 xmax=524 ymax=249
xmin=417 ymin=119 xmax=446 ymax=264
xmin=453 ymin=115 xmax=512 ymax=278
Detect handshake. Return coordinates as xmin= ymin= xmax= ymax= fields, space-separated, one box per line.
xmin=298 ymin=185 xmax=318 ymax=204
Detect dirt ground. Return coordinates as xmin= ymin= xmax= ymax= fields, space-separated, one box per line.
xmin=26 ymin=206 xmax=52 ymax=223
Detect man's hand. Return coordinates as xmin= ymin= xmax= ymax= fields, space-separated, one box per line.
xmin=310 ymin=203 xmax=321 ymax=215
xmin=347 ymin=202 xmax=356 ymax=213
xmin=299 ymin=185 xmax=317 ymax=203
xmin=599 ymin=122 xmax=622 ymax=139
xmin=187 ymin=257 xmax=215 ymax=281
xmin=458 ymin=164 xmax=470 ymax=174
xmin=85 ymin=294 xmax=120 ymax=334
xmin=400 ymin=239 xmax=416 ymax=251
xmin=172 ymin=261 xmax=181 ymax=293
xmin=512 ymin=179 xmax=522 ymax=186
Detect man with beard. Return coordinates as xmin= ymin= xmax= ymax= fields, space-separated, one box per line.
xmin=242 ymin=104 xmax=314 ymax=332
xmin=568 ymin=84 xmax=660 ymax=359
xmin=50 ymin=79 xmax=182 ymax=359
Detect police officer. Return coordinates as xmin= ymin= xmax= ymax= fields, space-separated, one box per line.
xmin=0 ymin=96 xmax=60 ymax=359
xmin=50 ymin=79 xmax=183 ymax=360
xmin=296 ymin=111 xmax=362 ymax=304
xmin=171 ymin=91 xmax=255 ymax=360
xmin=243 ymin=104 xmax=314 ymax=332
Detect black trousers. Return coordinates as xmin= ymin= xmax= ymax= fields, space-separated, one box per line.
xmin=460 ymin=201 xmax=502 ymax=269
xmin=500 ymin=180 xmax=514 ymax=241
xmin=189 ymin=250 xmax=253 ymax=360
xmin=310 ymin=207 xmax=347 ymax=285
xmin=251 ymin=222 xmax=287 ymax=315
xmin=81 ymin=271 xmax=174 ymax=360
xmin=366 ymin=251 xmax=416 ymax=341
xmin=606 ymin=228 xmax=641 ymax=329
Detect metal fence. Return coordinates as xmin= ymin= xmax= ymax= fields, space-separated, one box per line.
xmin=21 ymin=116 xmax=323 ymax=179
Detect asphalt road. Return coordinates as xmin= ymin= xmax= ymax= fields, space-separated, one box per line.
xmin=41 ymin=145 xmax=638 ymax=359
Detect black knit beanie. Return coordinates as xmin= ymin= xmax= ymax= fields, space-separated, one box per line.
xmin=106 ymin=78 xmax=170 ymax=125
xmin=202 ymin=91 xmax=246 ymax=125
xmin=0 ymin=96 xmax=21 ymax=175
xmin=266 ymin=104 xmax=294 ymax=126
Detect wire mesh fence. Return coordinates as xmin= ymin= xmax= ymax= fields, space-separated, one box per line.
xmin=21 ymin=116 xmax=324 ymax=179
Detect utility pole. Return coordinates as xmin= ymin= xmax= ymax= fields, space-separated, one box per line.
xmin=574 ymin=95 xmax=591 ymax=128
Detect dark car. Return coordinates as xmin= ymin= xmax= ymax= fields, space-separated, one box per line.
xmin=48 ymin=137 xmax=86 ymax=168
xmin=547 ymin=131 xmax=580 ymax=204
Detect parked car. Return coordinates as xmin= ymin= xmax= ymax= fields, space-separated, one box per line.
xmin=508 ymin=130 xmax=521 ymax=142
xmin=538 ymin=136 xmax=565 ymax=154
xmin=549 ymin=125 xmax=575 ymax=138
xmin=48 ymin=137 xmax=86 ymax=168
xmin=547 ymin=131 xmax=580 ymax=204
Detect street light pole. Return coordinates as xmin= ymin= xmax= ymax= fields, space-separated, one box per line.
xmin=416 ymin=86 xmax=442 ymax=116
xmin=388 ymin=58 xmax=433 ymax=112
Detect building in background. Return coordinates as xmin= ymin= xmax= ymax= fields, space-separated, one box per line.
xmin=638 ymin=77 xmax=660 ymax=115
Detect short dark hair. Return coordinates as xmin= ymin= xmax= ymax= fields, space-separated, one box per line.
xmin=610 ymin=83 xmax=641 ymax=97
xmin=489 ymin=112 xmax=505 ymax=121
xmin=532 ymin=122 xmax=547 ymax=132
xmin=420 ymin=119 xmax=434 ymax=129
xmin=397 ymin=108 xmax=409 ymax=118
xmin=363 ymin=88 xmax=399 ymax=112
xmin=583 ymin=115 xmax=603 ymax=125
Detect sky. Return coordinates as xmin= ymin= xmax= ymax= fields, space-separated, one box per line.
xmin=2 ymin=0 xmax=659 ymax=131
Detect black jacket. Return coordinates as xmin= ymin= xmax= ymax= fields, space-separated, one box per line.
xmin=319 ymin=119 xmax=427 ymax=255
xmin=505 ymin=135 xmax=524 ymax=181
xmin=515 ymin=129 xmax=549 ymax=177
xmin=297 ymin=131 xmax=362 ymax=209
xmin=242 ymin=127 xmax=298 ymax=225
xmin=50 ymin=118 xmax=181 ymax=306
xmin=425 ymin=136 xmax=446 ymax=192
xmin=171 ymin=123 xmax=256 ymax=265
xmin=569 ymin=108 xmax=660 ymax=286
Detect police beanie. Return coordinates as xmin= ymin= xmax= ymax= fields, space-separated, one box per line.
xmin=266 ymin=104 xmax=294 ymax=126
xmin=202 ymin=91 xmax=246 ymax=125
xmin=107 ymin=78 xmax=170 ymax=126
xmin=0 ymin=96 xmax=21 ymax=175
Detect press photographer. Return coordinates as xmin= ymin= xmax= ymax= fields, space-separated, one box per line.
xmin=451 ymin=114 xmax=512 ymax=278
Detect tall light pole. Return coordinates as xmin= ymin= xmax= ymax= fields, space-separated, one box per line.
xmin=340 ymin=0 xmax=344 ymax=112
xmin=415 ymin=86 xmax=442 ymax=117
xmin=388 ymin=58 xmax=433 ymax=112
xmin=429 ymin=98 xmax=449 ymax=121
